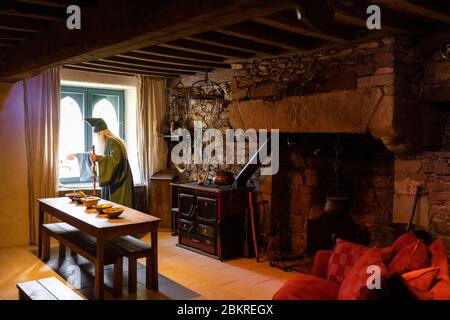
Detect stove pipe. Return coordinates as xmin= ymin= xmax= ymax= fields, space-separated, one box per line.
xmin=234 ymin=136 xmax=272 ymax=189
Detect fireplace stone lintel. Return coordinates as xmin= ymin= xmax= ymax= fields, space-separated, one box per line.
xmin=229 ymin=88 xmax=433 ymax=153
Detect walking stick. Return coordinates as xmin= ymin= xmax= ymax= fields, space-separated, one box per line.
xmin=248 ymin=191 xmax=260 ymax=262
xmin=92 ymin=145 xmax=97 ymax=197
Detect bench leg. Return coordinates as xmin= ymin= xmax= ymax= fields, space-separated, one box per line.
xmin=59 ymin=243 xmax=66 ymax=259
xmin=128 ymin=257 xmax=137 ymax=294
xmin=42 ymin=229 xmax=50 ymax=261
xmin=145 ymin=253 xmax=155 ymax=290
xmin=113 ymin=257 xmax=123 ymax=298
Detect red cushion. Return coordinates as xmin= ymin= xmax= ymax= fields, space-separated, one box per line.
xmin=430 ymin=279 xmax=450 ymax=300
xmin=389 ymin=240 xmax=430 ymax=274
xmin=338 ymin=248 xmax=388 ymax=300
xmin=327 ymin=239 xmax=367 ymax=283
xmin=429 ymin=239 xmax=449 ymax=281
xmin=272 ymin=273 xmax=340 ymax=300
xmin=379 ymin=246 xmax=394 ymax=264
xmin=401 ymin=267 xmax=440 ymax=292
xmin=392 ymin=231 xmax=418 ymax=253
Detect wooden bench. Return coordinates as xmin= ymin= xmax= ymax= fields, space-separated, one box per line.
xmin=17 ymin=277 xmax=85 ymax=300
xmin=42 ymin=223 xmax=124 ymax=297
xmin=43 ymin=222 xmax=154 ymax=295
xmin=107 ymin=235 xmax=152 ymax=294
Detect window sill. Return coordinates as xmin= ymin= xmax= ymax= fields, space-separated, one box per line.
xmin=58 ymin=183 xmax=145 ymax=193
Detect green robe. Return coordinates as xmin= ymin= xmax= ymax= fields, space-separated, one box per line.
xmin=96 ymin=137 xmax=135 ymax=208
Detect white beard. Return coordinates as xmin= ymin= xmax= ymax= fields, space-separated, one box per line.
xmin=93 ymin=132 xmax=107 ymax=155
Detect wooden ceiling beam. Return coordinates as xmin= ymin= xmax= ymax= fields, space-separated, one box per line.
xmin=159 ymin=39 xmax=254 ymax=59
xmin=98 ymin=56 xmax=211 ymax=73
xmin=136 ymin=46 xmax=226 ymax=63
xmin=372 ymin=0 xmax=450 ymax=24
xmin=216 ymin=21 xmax=321 ymax=52
xmin=80 ymin=61 xmax=194 ymax=76
xmin=68 ymin=63 xmax=181 ymax=78
xmin=0 ymin=15 xmax=48 ymax=33
xmin=0 ymin=0 xmax=298 ymax=81
xmin=0 ymin=43 xmax=16 ymax=48
xmin=64 ymin=65 xmax=176 ymax=78
xmin=0 ymin=2 xmax=65 ymax=21
xmin=0 ymin=29 xmax=33 ymax=41
xmin=186 ymin=31 xmax=282 ymax=55
xmin=16 ymin=0 xmax=95 ymax=9
xmin=333 ymin=2 xmax=428 ymax=35
xmin=254 ymin=10 xmax=349 ymax=43
xmin=118 ymin=51 xmax=229 ymax=69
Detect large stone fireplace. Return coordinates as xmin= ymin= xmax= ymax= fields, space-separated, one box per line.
xmin=168 ymin=34 xmax=450 ymax=263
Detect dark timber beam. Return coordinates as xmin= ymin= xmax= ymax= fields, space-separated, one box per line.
xmin=216 ymin=21 xmax=321 ymax=52
xmin=0 ymin=29 xmax=33 ymax=41
xmin=63 ymin=65 xmax=176 ymax=78
xmin=16 ymin=0 xmax=96 ymax=9
xmin=333 ymin=2 xmax=428 ymax=35
xmin=372 ymin=0 xmax=450 ymax=24
xmin=68 ymin=63 xmax=182 ymax=78
xmin=186 ymin=32 xmax=282 ymax=56
xmin=0 ymin=0 xmax=298 ymax=81
xmin=0 ymin=2 xmax=66 ymax=21
xmin=98 ymin=56 xmax=212 ymax=73
xmin=254 ymin=10 xmax=349 ymax=43
xmin=159 ymin=39 xmax=254 ymax=59
xmin=117 ymin=51 xmax=229 ymax=70
xmin=136 ymin=46 xmax=226 ymax=63
xmin=0 ymin=15 xmax=48 ymax=33
xmin=80 ymin=61 xmax=192 ymax=76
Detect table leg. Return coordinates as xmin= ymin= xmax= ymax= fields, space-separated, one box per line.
xmin=38 ymin=205 xmax=44 ymax=259
xmin=147 ymin=224 xmax=158 ymax=290
xmin=94 ymin=238 xmax=105 ymax=300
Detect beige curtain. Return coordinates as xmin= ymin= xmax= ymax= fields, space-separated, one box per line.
xmin=136 ymin=75 xmax=168 ymax=211
xmin=23 ymin=67 xmax=61 ymax=244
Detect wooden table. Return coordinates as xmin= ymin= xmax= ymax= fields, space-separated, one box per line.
xmin=37 ymin=197 xmax=161 ymax=300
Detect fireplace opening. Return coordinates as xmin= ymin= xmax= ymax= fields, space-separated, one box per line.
xmin=255 ymin=133 xmax=395 ymax=267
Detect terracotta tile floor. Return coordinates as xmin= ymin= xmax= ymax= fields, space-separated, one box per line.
xmin=0 ymin=232 xmax=298 ymax=300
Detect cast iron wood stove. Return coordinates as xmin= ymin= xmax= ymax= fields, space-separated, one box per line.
xmin=173 ymin=182 xmax=247 ymax=260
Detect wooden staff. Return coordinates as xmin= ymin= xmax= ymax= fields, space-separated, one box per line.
xmin=92 ymin=145 xmax=97 ymax=197
xmin=248 ymin=191 xmax=260 ymax=262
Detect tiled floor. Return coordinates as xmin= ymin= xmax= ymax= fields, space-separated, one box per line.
xmin=0 ymin=232 xmax=299 ymax=300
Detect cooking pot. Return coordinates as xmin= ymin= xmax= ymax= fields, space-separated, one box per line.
xmin=324 ymin=185 xmax=350 ymax=217
xmin=213 ymin=171 xmax=235 ymax=186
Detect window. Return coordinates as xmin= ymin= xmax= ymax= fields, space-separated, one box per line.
xmin=59 ymin=86 xmax=125 ymax=185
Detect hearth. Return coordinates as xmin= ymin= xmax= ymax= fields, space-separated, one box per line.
xmin=255 ymin=133 xmax=394 ymax=264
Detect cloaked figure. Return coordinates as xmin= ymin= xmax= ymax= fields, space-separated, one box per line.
xmin=67 ymin=118 xmax=135 ymax=208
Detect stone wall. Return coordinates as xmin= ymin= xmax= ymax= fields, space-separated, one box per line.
xmin=231 ymin=36 xmax=407 ymax=255
xmin=231 ymin=36 xmax=408 ymax=101
xmin=394 ymin=51 xmax=450 ymax=256
xmin=167 ymin=35 xmax=450 ymax=259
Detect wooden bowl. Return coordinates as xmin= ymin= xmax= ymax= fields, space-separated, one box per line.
xmin=65 ymin=192 xmax=83 ymax=201
xmin=81 ymin=196 xmax=101 ymax=208
xmin=93 ymin=203 xmax=113 ymax=213
xmin=103 ymin=207 xmax=125 ymax=219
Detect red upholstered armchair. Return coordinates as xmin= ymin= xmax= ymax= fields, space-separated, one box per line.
xmin=273 ymin=236 xmax=450 ymax=300
xmin=272 ymin=250 xmax=339 ymax=300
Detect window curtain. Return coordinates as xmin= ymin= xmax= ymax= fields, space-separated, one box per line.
xmin=136 ymin=75 xmax=168 ymax=211
xmin=23 ymin=67 xmax=61 ymax=244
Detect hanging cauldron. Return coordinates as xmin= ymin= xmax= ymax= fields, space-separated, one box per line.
xmin=323 ymin=184 xmax=350 ymax=217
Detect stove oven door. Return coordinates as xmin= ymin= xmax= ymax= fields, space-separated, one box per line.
xmin=179 ymin=193 xmax=196 ymax=220
xmin=196 ymin=196 xmax=217 ymax=224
